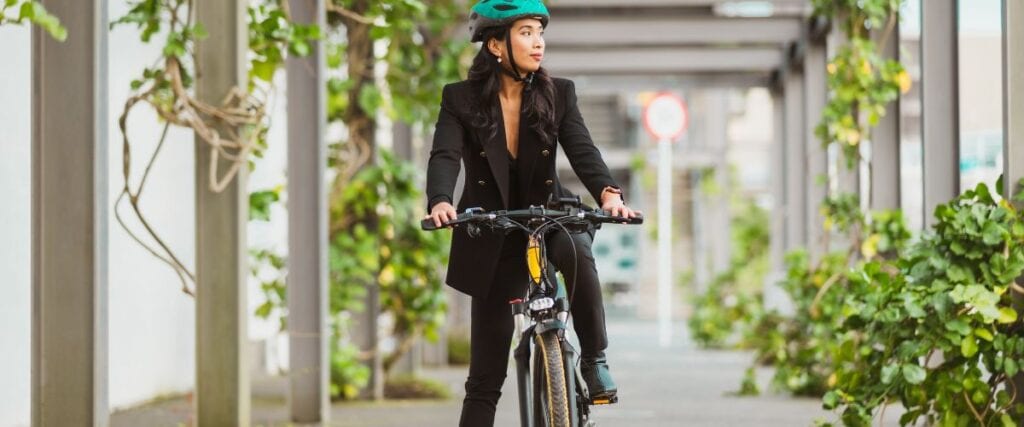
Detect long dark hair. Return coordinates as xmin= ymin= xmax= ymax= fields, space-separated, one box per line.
xmin=467 ymin=25 xmax=557 ymax=146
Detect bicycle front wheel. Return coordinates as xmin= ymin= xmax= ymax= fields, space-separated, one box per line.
xmin=533 ymin=330 xmax=571 ymax=427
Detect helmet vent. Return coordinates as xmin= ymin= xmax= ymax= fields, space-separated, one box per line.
xmin=494 ymin=4 xmax=517 ymax=11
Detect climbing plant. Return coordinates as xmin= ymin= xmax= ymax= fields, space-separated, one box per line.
xmin=738 ymin=2 xmax=1024 ymax=425
xmin=688 ymin=171 xmax=771 ymax=349
xmin=111 ymin=0 xmax=318 ymax=295
xmin=0 ymin=0 xmax=65 ymax=40
xmin=812 ymin=0 xmax=909 ymax=174
xmin=242 ymin=0 xmax=469 ymax=399
xmin=319 ymin=0 xmax=470 ymax=396
xmin=330 ymin=150 xmax=451 ymax=374
xmin=324 ymin=0 xmax=471 ymax=185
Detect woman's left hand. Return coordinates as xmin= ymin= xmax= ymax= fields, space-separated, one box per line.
xmin=601 ymin=198 xmax=640 ymax=219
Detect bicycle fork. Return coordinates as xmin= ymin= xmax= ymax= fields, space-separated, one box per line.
xmin=513 ymin=306 xmax=533 ymax=427
xmin=513 ymin=302 xmax=587 ymax=427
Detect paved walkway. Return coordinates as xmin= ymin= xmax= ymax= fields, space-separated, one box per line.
xmin=112 ymin=318 xmax=874 ymax=426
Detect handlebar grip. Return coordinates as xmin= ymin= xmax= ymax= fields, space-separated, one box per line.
xmin=421 ymin=218 xmax=443 ymax=231
xmin=592 ymin=211 xmax=644 ymax=225
xmin=609 ymin=214 xmax=643 ymax=224
xmin=421 ymin=208 xmax=488 ymax=231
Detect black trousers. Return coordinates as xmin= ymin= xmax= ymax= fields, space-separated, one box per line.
xmin=458 ymin=230 xmax=608 ymax=427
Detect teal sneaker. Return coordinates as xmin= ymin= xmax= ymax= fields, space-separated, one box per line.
xmin=581 ymin=356 xmax=618 ymax=404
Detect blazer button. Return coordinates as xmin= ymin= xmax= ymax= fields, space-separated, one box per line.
xmin=479 ymin=151 xmax=486 ymax=157
xmin=541 ymin=149 xmax=550 ymax=157
xmin=478 ymin=180 xmax=487 ymax=186
xmin=544 ymin=179 xmax=553 ymax=186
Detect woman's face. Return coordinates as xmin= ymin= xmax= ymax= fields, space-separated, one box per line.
xmin=489 ymin=18 xmax=545 ymax=74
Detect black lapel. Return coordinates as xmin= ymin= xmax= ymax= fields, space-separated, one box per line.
xmin=482 ymin=109 xmax=510 ymax=208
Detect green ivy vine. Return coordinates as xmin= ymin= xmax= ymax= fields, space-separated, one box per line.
xmin=0 ymin=0 xmax=65 ymax=40
xmin=688 ymin=173 xmax=771 ymax=349
xmin=111 ymin=0 xmax=317 ymax=295
xmin=812 ymin=0 xmax=909 ymax=173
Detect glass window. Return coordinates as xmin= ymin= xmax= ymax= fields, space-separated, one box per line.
xmin=899 ymin=0 xmax=924 ymax=231
xmin=957 ymin=0 xmax=1004 ymax=193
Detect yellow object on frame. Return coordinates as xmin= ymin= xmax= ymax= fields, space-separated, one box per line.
xmin=527 ymin=235 xmax=544 ymax=284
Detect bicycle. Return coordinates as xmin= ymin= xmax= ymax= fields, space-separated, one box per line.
xmin=422 ymin=197 xmax=643 ymax=427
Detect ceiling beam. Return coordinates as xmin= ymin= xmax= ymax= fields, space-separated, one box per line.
xmin=547 ymin=0 xmax=810 ymax=16
xmin=542 ymin=46 xmax=784 ymax=75
xmin=557 ymin=74 xmax=770 ymax=94
xmin=548 ymin=0 xmax=805 ymax=7
xmin=544 ymin=16 xmax=803 ymax=47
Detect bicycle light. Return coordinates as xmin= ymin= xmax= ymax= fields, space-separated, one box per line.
xmin=529 ymin=297 xmax=555 ymax=312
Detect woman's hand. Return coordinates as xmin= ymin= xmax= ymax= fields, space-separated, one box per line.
xmin=601 ymin=197 xmax=640 ymax=219
xmin=425 ymin=201 xmax=458 ymax=228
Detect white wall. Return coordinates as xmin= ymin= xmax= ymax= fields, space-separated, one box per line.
xmin=0 ymin=24 xmax=32 ymax=427
xmin=0 ymin=2 xmax=206 ymax=424
xmin=106 ymin=0 xmax=197 ymax=409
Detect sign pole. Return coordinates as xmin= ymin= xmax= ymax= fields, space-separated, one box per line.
xmin=642 ymin=92 xmax=687 ymax=348
xmin=657 ymin=137 xmax=673 ymax=347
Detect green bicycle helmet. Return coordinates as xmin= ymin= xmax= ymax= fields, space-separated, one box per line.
xmin=469 ymin=0 xmax=550 ymax=43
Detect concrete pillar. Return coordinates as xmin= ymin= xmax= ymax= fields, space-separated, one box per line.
xmin=825 ymin=28 xmax=861 ymax=205
xmin=784 ymin=49 xmax=807 ymax=252
xmin=393 ymin=121 xmax=413 ymax=161
xmin=764 ymin=82 xmax=792 ymax=314
xmin=286 ymin=0 xmax=329 ymax=422
xmin=194 ymin=0 xmax=250 ymax=425
xmin=709 ymin=91 xmax=731 ymax=277
xmin=31 ymin=1 xmax=109 ymax=426
xmin=1002 ymin=0 xmax=1024 ymax=417
xmin=770 ymin=86 xmax=786 ymax=271
xmin=871 ymin=19 xmax=902 ymax=211
xmin=920 ymin=0 xmax=960 ymax=227
xmin=805 ymin=38 xmax=828 ymax=258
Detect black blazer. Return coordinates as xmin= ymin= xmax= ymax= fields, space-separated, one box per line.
xmin=426 ymin=77 xmax=618 ymax=299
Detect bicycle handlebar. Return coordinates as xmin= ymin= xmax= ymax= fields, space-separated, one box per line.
xmin=420 ymin=207 xmax=643 ymax=231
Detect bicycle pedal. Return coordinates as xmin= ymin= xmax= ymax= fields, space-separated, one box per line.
xmin=590 ymin=395 xmax=618 ymax=405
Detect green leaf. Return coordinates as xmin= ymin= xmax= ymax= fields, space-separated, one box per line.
xmin=1001 ymin=414 xmax=1016 ymax=427
xmin=290 ymin=40 xmax=310 ymax=57
xmin=358 ymin=85 xmax=382 ymax=114
xmin=16 ymin=2 xmax=66 ymax=41
xmin=902 ymin=364 xmax=927 ymax=385
xmin=997 ymin=306 xmax=1018 ymax=324
xmin=881 ymin=363 xmax=899 ymax=384
xmin=251 ymin=60 xmax=277 ymax=83
xmin=961 ymin=335 xmax=978 ymax=358
xmin=903 ymin=294 xmax=926 ymax=318
xmin=5 ymin=0 xmax=18 ymax=8
xmin=983 ymin=222 xmax=1008 ymax=245
xmin=249 ymin=189 xmax=280 ymax=221
xmin=945 ymin=319 xmax=972 ymax=336
xmin=18 ymin=1 xmax=35 ymax=20
xmin=192 ymin=23 xmax=208 ymax=39
xmin=1006 ymin=358 xmax=1020 ymax=377
xmin=822 ymin=391 xmax=839 ymax=409
xmin=254 ymin=300 xmax=273 ymax=318
xmin=947 ymin=265 xmax=970 ymax=283
xmin=974 ymin=328 xmax=994 ymax=342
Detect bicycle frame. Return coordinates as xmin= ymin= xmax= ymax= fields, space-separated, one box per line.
xmin=510 ymin=230 xmax=584 ymax=427
xmin=420 ymin=200 xmax=642 ymax=427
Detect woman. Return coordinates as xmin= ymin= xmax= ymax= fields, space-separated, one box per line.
xmin=424 ymin=0 xmax=639 ymax=425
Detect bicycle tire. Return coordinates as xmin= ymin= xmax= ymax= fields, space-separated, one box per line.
xmin=534 ymin=330 xmax=571 ymax=427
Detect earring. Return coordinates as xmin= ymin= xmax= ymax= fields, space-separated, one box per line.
xmin=497 ymin=57 xmax=502 ymax=63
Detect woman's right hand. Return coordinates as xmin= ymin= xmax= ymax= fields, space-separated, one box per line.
xmin=425 ymin=201 xmax=457 ymax=228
